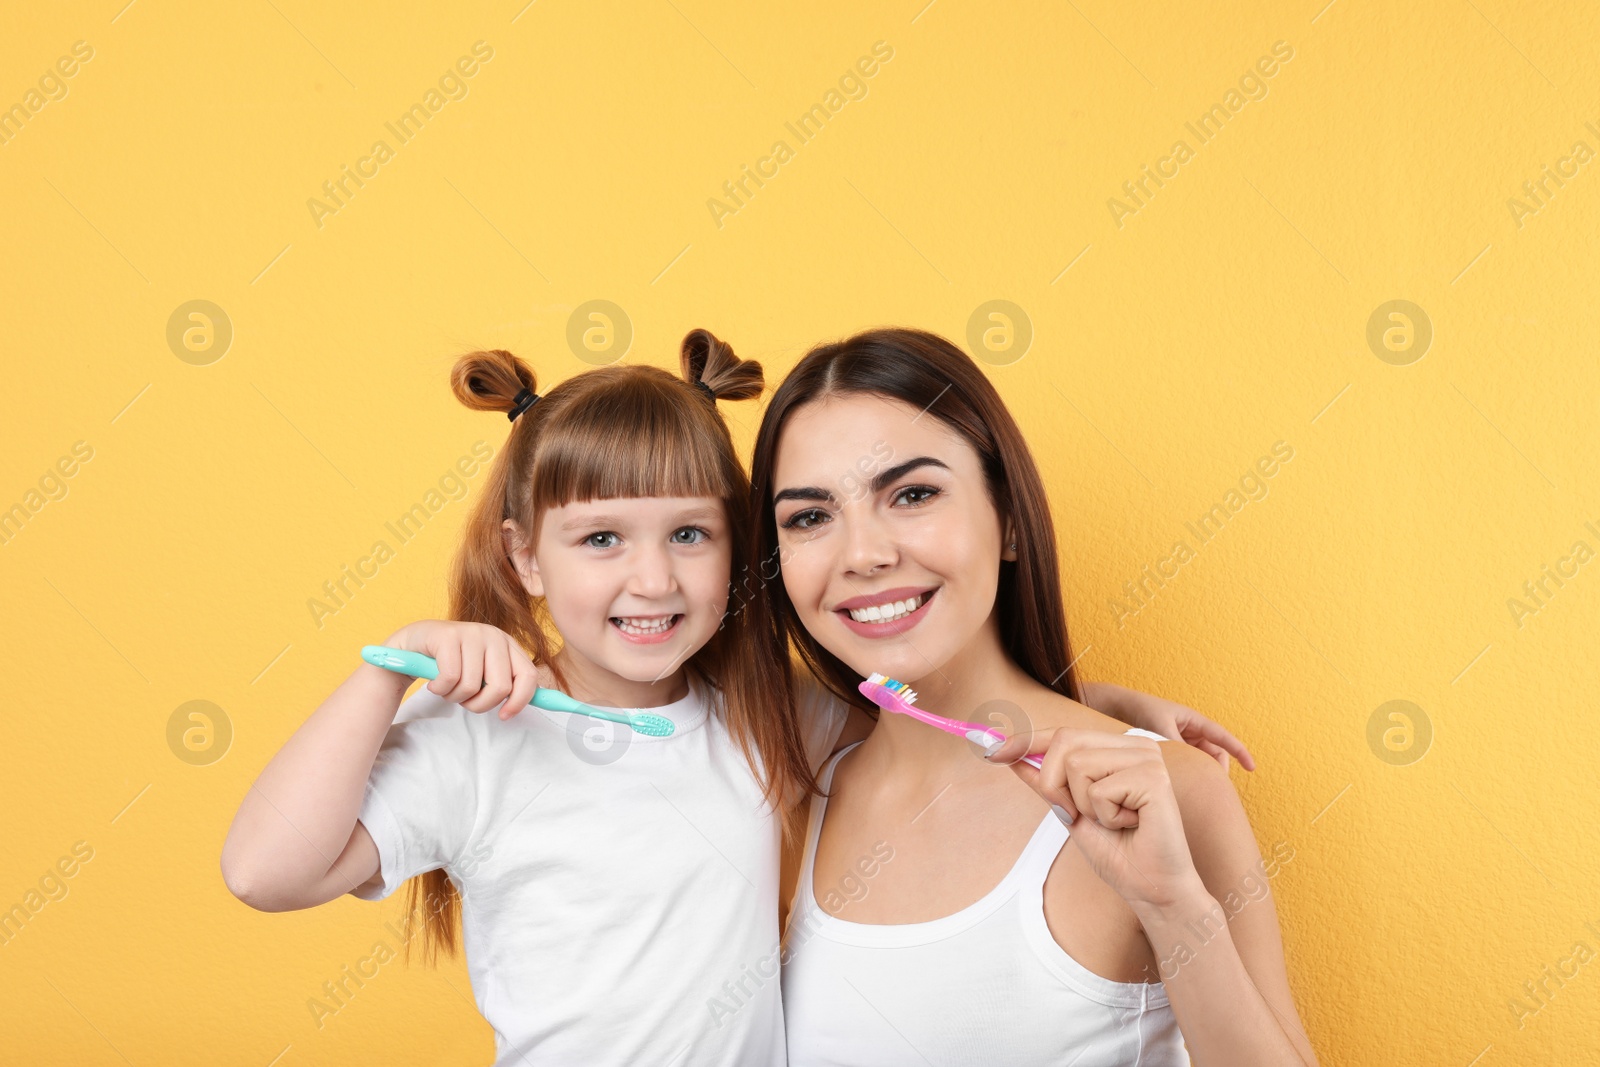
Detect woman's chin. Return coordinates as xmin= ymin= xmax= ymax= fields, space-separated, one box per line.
xmin=829 ymin=647 xmax=943 ymax=688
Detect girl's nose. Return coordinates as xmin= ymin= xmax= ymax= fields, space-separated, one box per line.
xmin=628 ymin=544 xmax=677 ymax=597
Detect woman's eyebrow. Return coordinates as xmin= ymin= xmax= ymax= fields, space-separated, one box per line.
xmin=773 ymin=486 xmax=833 ymax=505
xmin=871 ymin=456 xmax=950 ymax=492
xmin=773 ymin=457 xmax=951 ymax=506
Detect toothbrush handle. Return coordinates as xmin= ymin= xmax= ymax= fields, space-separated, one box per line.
xmin=362 ymin=645 xmax=440 ymax=680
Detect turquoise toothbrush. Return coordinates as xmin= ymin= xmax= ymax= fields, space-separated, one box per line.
xmin=360 ymin=645 xmax=674 ymax=736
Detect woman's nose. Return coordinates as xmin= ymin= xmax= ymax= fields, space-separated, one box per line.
xmin=839 ymin=511 xmax=897 ymax=576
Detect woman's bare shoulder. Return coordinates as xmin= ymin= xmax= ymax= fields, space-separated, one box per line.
xmin=1018 ymin=688 xmax=1136 ymax=737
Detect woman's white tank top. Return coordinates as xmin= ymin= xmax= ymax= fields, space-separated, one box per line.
xmin=781 ymin=729 xmax=1190 ymax=1066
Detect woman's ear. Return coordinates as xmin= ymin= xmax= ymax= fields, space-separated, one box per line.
xmin=1001 ymin=517 xmax=1019 ymax=561
xmin=502 ymin=519 xmax=546 ymax=597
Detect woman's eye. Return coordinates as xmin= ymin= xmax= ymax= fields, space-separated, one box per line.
xmin=780 ymin=508 xmax=828 ymax=531
xmin=585 ymin=532 xmax=620 ymax=549
xmin=892 ymin=485 xmax=941 ymax=507
xmin=670 ymin=527 xmax=708 ymax=545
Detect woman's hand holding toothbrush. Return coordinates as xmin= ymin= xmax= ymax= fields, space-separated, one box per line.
xmin=985 ymin=727 xmax=1209 ymax=914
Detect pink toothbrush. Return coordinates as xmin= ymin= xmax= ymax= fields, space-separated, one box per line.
xmin=858 ymin=673 xmax=1045 ymax=768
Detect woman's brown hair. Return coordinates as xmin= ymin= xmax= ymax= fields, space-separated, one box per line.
xmin=400 ymin=329 xmax=821 ymax=964
xmin=746 ymin=327 xmax=1085 ymax=721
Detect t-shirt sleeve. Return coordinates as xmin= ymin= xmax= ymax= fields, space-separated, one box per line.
xmin=348 ymin=689 xmax=482 ymax=902
xmin=795 ymin=674 xmax=850 ymax=776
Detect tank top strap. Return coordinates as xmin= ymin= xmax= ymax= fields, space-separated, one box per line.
xmin=1012 ymin=810 xmax=1072 ymax=888
xmin=788 ymin=740 xmax=863 ymax=931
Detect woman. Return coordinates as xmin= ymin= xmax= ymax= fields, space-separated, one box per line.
xmin=751 ymin=328 xmax=1318 ymax=1065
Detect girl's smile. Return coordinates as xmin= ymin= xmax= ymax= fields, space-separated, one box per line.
xmin=610 ymin=613 xmax=684 ymax=643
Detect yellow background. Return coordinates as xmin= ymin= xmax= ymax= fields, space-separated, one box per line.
xmin=3 ymin=0 xmax=1597 ymax=1063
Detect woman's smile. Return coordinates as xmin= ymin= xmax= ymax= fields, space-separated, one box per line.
xmin=833 ymin=586 xmax=938 ymax=636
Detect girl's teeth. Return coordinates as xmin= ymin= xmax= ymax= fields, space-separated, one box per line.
xmin=615 ymin=616 xmax=676 ymax=635
xmin=848 ymin=595 xmax=925 ymax=624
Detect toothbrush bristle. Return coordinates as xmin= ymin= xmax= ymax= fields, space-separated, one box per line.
xmin=881 ymin=677 xmax=917 ymax=704
xmin=860 ymin=673 xmax=918 ymax=708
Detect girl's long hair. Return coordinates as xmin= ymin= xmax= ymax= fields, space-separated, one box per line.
xmin=746 ymin=327 xmax=1085 ymax=722
xmin=400 ymin=329 xmax=821 ymax=964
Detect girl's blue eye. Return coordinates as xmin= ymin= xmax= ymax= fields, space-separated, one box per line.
xmin=586 ymin=532 xmax=620 ymax=549
xmin=671 ymin=527 xmax=708 ymax=545
xmin=893 ymin=485 xmax=940 ymax=507
xmin=781 ymin=508 xmax=828 ymax=531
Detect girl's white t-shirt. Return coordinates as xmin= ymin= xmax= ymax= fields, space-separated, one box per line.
xmin=350 ymin=673 xmax=848 ymax=1067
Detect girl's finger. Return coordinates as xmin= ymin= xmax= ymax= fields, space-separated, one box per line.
xmin=449 ymin=630 xmax=486 ymax=705
xmin=430 ymin=635 xmax=464 ymax=701
xmin=466 ymin=638 xmax=514 ymax=714
xmin=1194 ymin=738 xmax=1230 ymax=769
xmin=500 ymin=642 xmax=538 ymax=720
xmin=1186 ymin=716 xmax=1256 ymax=771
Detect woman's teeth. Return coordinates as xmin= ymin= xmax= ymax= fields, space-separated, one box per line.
xmin=612 ymin=615 xmax=678 ymax=635
xmin=847 ymin=594 xmax=927 ymax=624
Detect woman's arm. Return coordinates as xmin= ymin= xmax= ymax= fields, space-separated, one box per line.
xmin=1137 ymin=745 xmax=1318 ymax=1065
xmin=991 ymin=730 xmax=1317 ymax=1066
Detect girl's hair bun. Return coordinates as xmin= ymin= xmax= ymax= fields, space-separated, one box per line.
xmin=680 ymin=328 xmax=763 ymax=403
xmin=449 ymin=349 xmax=539 ymax=418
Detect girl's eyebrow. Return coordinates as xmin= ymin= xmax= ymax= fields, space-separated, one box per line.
xmin=773 ymin=456 xmax=951 ymax=506
xmin=559 ymin=514 xmax=626 ymax=531
xmin=559 ymin=505 xmax=724 ymax=531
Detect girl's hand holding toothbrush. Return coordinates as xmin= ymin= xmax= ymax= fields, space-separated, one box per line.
xmin=382 ymin=620 xmax=541 ymax=721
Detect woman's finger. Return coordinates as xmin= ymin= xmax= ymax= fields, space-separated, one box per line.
xmin=982 ymin=726 xmax=1045 ymax=766
xmin=1054 ymin=741 xmax=1158 ymax=829
xmin=1005 ymin=759 xmax=1073 ymax=820
xmin=1082 ymin=766 xmax=1165 ymax=828
xmin=1016 ymin=732 xmax=1146 ymax=825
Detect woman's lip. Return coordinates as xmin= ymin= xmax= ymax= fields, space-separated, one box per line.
xmin=610 ymin=614 xmax=683 ymax=645
xmin=832 ymin=586 xmax=938 ymax=611
xmin=835 ymin=589 xmax=935 ymax=637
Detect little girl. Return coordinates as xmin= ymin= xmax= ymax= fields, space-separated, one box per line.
xmin=220 ymin=329 xmax=1248 ymax=1065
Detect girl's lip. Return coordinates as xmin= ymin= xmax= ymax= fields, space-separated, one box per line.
xmin=835 ymin=589 xmax=936 ymax=638
xmin=610 ymin=614 xmax=683 ymax=645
